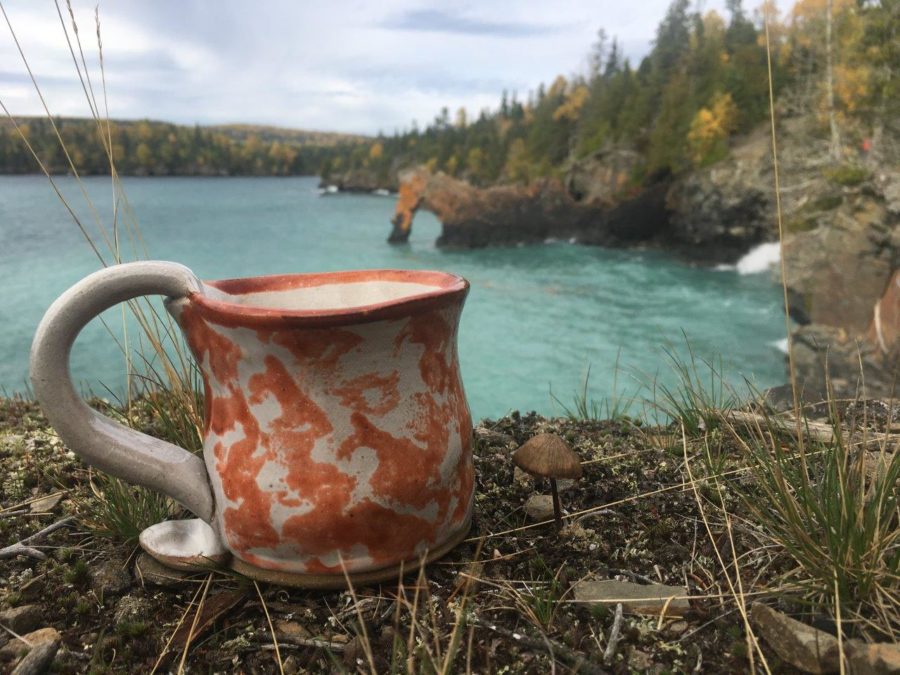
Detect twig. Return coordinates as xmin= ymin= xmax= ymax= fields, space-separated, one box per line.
xmin=0 ymin=516 xmax=75 ymax=560
xmin=471 ymin=616 xmax=607 ymax=674
xmin=263 ymin=636 xmax=348 ymax=653
xmin=603 ymin=603 xmax=623 ymax=665
xmin=254 ymin=582 xmax=284 ymax=675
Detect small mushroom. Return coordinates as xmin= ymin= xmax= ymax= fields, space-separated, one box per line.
xmin=512 ymin=433 xmax=582 ymax=529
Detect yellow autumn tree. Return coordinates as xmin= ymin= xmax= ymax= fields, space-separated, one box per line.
xmin=553 ymin=85 xmax=589 ymax=122
xmin=687 ymin=92 xmax=738 ymax=165
xmin=503 ymin=138 xmax=531 ymax=183
xmin=369 ymin=142 xmax=383 ymax=161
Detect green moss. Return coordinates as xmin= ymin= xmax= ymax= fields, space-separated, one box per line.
xmin=785 ymin=215 xmax=817 ymax=233
xmin=812 ymin=194 xmax=843 ymax=211
xmin=824 ymin=164 xmax=870 ymax=187
xmin=116 ymin=621 xmax=150 ymax=638
xmin=64 ymin=558 xmax=90 ymax=587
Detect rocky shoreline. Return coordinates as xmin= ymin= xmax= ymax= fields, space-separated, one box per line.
xmin=324 ymin=113 xmax=900 ymax=401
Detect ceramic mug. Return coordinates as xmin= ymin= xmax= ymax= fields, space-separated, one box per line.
xmin=31 ymin=261 xmax=474 ymax=586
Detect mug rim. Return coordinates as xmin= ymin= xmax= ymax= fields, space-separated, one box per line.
xmin=189 ymin=268 xmax=469 ymax=328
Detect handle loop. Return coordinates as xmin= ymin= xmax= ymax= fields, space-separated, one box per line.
xmin=30 ymin=261 xmax=215 ymax=522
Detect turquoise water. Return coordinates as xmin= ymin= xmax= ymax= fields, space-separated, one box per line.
xmin=0 ymin=175 xmax=787 ymax=420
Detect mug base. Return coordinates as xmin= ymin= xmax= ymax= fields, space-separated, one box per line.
xmin=229 ymin=515 xmax=472 ymax=589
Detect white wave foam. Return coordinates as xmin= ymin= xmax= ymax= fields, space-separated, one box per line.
xmin=769 ymin=337 xmax=789 ymax=354
xmin=736 ymin=242 xmax=781 ymax=275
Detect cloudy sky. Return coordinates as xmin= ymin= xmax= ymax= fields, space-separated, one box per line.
xmin=0 ymin=1 xmax=729 ymax=135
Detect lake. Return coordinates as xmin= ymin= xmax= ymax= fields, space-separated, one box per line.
xmin=0 ymin=175 xmax=787 ymax=420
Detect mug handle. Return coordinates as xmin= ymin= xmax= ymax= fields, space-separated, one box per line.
xmin=30 ymin=261 xmax=215 ymax=523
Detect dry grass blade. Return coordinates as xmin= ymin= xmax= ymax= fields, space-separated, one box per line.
xmin=177 ymin=573 xmax=212 ymax=674
xmin=150 ymin=577 xmax=207 ymax=675
xmin=681 ymin=423 xmax=771 ymax=674
xmin=339 ymin=557 xmax=378 ymax=674
xmin=255 ymin=581 xmax=285 ymax=675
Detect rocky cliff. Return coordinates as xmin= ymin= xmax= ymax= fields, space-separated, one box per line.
xmin=387 ymin=114 xmax=899 ymax=397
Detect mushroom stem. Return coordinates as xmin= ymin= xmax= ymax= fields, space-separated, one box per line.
xmin=550 ymin=478 xmax=562 ymax=530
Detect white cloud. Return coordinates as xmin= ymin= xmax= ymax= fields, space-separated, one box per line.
xmin=0 ymin=0 xmax=729 ymax=134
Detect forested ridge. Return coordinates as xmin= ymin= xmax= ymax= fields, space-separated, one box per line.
xmin=0 ymin=0 xmax=895 ymax=181
xmin=0 ymin=119 xmax=363 ymax=176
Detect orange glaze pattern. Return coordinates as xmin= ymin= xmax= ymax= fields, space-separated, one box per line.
xmin=168 ymin=271 xmax=473 ymax=575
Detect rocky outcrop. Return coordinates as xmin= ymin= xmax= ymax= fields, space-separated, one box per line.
xmin=389 ymin=167 xmax=678 ymax=252
xmin=665 ymin=126 xmax=775 ymax=262
xmin=319 ymin=167 xmax=393 ymax=193
xmin=784 ymin=171 xmax=900 ymax=398
xmin=389 ymin=167 xmax=616 ymax=248
xmin=564 ymin=148 xmax=644 ymax=207
xmin=390 ymin=151 xmax=770 ymax=263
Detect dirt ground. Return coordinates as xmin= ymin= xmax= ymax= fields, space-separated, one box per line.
xmin=0 ymin=396 xmax=895 ymax=673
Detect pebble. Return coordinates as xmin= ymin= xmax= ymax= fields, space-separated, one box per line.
xmin=90 ymin=558 xmax=132 ymax=598
xmin=573 ymin=579 xmax=690 ymax=615
xmin=847 ymin=641 xmax=900 ymax=675
xmin=28 ymin=494 xmax=63 ymax=514
xmin=275 ymin=620 xmax=312 ymax=642
xmin=523 ymin=494 xmax=555 ymax=521
xmin=751 ymin=604 xmax=839 ymax=674
xmin=113 ymin=595 xmax=155 ymax=625
xmin=0 ymin=628 xmax=60 ymax=660
xmin=10 ymin=639 xmax=58 ymax=675
xmin=0 ymin=605 xmax=41 ymax=635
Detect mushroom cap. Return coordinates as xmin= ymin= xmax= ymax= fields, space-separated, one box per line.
xmin=512 ymin=433 xmax=583 ymax=480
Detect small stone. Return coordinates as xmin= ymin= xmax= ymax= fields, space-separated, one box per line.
xmin=847 ymin=640 xmax=900 ymax=675
xmin=90 ymin=558 xmax=131 ymax=598
xmin=628 ymin=649 xmax=654 ymax=671
xmin=10 ymin=639 xmax=58 ymax=675
xmin=113 ymin=595 xmax=154 ymax=625
xmin=750 ymin=604 xmax=840 ymax=674
xmin=281 ymin=655 xmax=301 ymax=675
xmin=666 ymin=620 xmax=689 ymax=636
xmin=572 ymin=580 xmax=690 ymax=615
xmin=0 ymin=606 xmax=41 ymax=634
xmin=134 ymin=553 xmax=191 ymax=587
xmin=0 ymin=628 xmax=60 ymax=660
xmin=523 ymin=494 xmax=555 ymax=522
xmin=29 ymin=494 xmax=63 ymax=514
xmin=275 ymin=620 xmax=311 ymax=643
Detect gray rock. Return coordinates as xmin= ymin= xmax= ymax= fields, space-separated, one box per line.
xmin=0 ymin=605 xmax=41 ymax=634
xmin=751 ymin=604 xmax=840 ymax=674
xmin=0 ymin=628 xmax=60 ymax=661
xmin=523 ymin=495 xmax=556 ymax=522
xmin=28 ymin=494 xmax=63 ymax=514
xmin=10 ymin=639 xmax=58 ymax=675
xmin=133 ymin=552 xmax=191 ymax=588
xmin=572 ymin=579 xmax=690 ymax=615
xmin=113 ymin=595 xmax=154 ymax=625
xmin=847 ymin=641 xmax=900 ymax=675
xmin=90 ymin=558 xmax=131 ymax=598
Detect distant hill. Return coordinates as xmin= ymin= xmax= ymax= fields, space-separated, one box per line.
xmin=209 ymin=123 xmax=367 ymax=147
xmin=0 ymin=117 xmax=367 ymax=176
